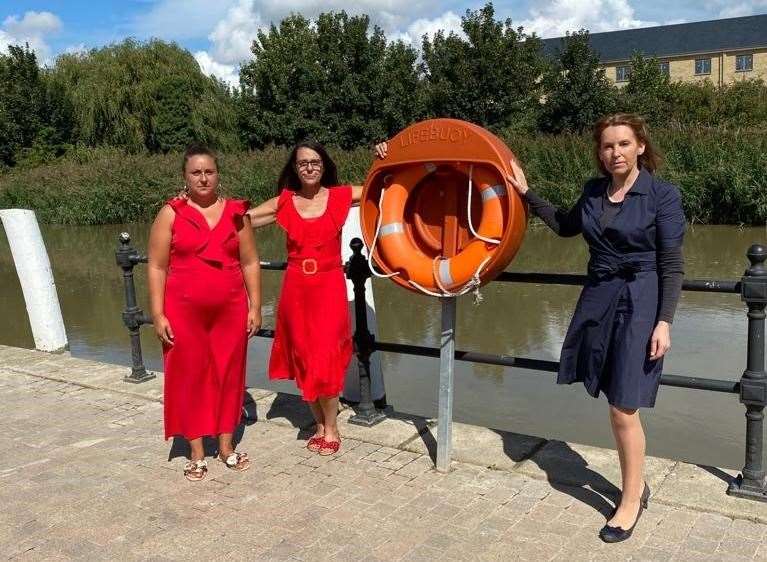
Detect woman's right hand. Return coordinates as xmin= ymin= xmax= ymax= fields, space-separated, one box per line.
xmin=507 ymin=158 xmax=529 ymax=196
xmin=154 ymin=314 xmax=174 ymax=346
xmin=374 ymin=142 xmax=388 ymax=159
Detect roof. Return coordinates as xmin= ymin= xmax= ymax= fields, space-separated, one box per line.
xmin=540 ymin=14 xmax=767 ymax=63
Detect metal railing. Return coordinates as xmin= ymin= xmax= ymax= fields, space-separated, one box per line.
xmin=116 ymin=233 xmax=767 ymax=502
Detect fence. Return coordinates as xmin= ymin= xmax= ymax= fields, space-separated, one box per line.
xmin=116 ymin=233 xmax=767 ymax=501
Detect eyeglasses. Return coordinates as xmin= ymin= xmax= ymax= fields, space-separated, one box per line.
xmin=296 ymin=159 xmax=323 ymax=170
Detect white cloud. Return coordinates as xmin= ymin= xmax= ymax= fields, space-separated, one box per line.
xmin=194 ymin=50 xmax=239 ymax=86
xmin=0 ymin=11 xmax=62 ymax=62
xmin=389 ymin=11 xmax=465 ymax=46
xmin=208 ymin=0 xmax=265 ymax=64
xmin=517 ymin=0 xmax=658 ymax=38
xmin=711 ymin=1 xmax=767 ymax=18
xmin=131 ymin=0 xmax=237 ymax=40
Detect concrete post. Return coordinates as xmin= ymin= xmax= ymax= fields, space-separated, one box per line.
xmin=0 ymin=209 xmax=67 ymax=352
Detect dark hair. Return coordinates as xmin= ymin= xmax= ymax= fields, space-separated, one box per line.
xmin=592 ymin=113 xmax=662 ymax=176
xmin=182 ymin=142 xmax=219 ymax=172
xmin=276 ymin=140 xmax=339 ymax=194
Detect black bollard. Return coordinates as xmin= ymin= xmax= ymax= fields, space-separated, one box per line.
xmin=346 ymin=238 xmax=386 ymax=426
xmin=115 ymin=233 xmax=155 ymax=383
xmin=728 ymin=243 xmax=767 ymax=501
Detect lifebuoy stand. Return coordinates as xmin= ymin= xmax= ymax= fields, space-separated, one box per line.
xmin=437 ymin=297 xmax=457 ymax=473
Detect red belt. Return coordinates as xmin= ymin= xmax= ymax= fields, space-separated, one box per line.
xmin=287 ymin=256 xmax=342 ymax=275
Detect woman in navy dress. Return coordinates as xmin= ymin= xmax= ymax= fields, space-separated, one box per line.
xmin=508 ymin=113 xmax=685 ymax=543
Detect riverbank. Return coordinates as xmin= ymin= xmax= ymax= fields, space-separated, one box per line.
xmin=3 ymin=342 xmax=767 ymax=537
xmin=1 ymin=127 xmax=766 ymax=225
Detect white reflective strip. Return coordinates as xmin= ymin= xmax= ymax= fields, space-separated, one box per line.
xmin=424 ymin=163 xmax=437 ymax=173
xmin=439 ymin=259 xmax=454 ymax=287
xmin=379 ymin=222 xmax=404 ymax=237
xmin=481 ymin=184 xmax=507 ymax=201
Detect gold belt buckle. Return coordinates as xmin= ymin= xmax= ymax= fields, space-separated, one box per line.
xmin=302 ymin=258 xmax=318 ymax=275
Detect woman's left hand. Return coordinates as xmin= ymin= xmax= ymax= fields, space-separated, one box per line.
xmin=247 ymin=308 xmax=262 ymax=338
xmin=649 ymin=321 xmax=671 ymax=360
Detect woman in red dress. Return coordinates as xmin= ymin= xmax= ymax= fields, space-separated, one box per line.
xmin=148 ymin=144 xmax=262 ymax=481
xmin=248 ymin=141 xmax=383 ymax=455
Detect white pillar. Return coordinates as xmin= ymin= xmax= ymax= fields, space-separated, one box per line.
xmin=341 ymin=207 xmax=385 ymax=402
xmin=0 ymin=209 xmax=68 ymax=352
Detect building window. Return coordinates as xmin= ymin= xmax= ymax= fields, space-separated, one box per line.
xmin=616 ymin=65 xmax=631 ymax=82
xmin=659 ymin=61 xmax=670 ymax=76
xmin=736 ymin=54 xmax=753 ymax=72
xmin=695 ymin=58 xmax=711 ymax=75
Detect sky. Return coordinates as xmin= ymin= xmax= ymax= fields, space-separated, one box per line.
xmin=2 ymin=0 xmax=766 ymax=86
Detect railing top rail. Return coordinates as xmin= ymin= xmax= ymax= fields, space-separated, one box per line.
xmin=495 ymin=271 xmax=740 ymax=294
xmin=253 ymin=261 xmax=742 ymax=295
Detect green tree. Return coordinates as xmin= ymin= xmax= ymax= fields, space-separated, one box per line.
xmin=0 ymin=45 xmax=47 ymax=165
xmin=238 ymin=11 xmax=423 ymax=149
xmin=50 ymin=39 xmax=239 ymax=153
xmin=421 ymin=2 xmax=545 ymax=131
xmin=538 ymin=30 xmax=617 ymax=133
xmin=621 ymin=53 xmax=674 ymax=125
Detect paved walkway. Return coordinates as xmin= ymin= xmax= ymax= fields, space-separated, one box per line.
xmin=3 ymin=345 xmax=767 ymax=561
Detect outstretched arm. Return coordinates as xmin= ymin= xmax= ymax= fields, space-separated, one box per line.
xmin=507 ymin=158 xmax=583 ymax=238
xmin=246 ymin=196 xmax=279 ymax=228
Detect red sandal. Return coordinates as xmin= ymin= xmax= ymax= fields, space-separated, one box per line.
xmin=318 ymin=438 xmax=341 ymax=456
xmin=306 ymin=436 xmax=324 ymax=452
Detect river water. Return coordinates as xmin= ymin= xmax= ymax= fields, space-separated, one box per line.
xmin=1 ymin=221 xmax=765 ymax=469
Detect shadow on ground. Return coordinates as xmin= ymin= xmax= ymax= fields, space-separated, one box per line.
xmin=518 ymin=436 xmax=619 ymax=517
xmin=414 ymin=422 xmax=618 ymax=517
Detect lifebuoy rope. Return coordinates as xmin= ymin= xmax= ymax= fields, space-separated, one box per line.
xmin=431 ymin=255 xmax=492 ymax=301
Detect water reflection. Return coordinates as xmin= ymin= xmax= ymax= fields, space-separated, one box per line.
xmin=0 ymin=221 xmax=764 ymax=469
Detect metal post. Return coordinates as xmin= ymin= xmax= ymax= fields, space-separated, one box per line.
xmin=729 ymin=243 xmax=767 ymax=501
xmin=436 ymin=297 xmax=457 ymax=473
xmin=347 ymin=238 xmax=386 ymax=426
xmin=115 ymin=233 xmax=155 ymax=383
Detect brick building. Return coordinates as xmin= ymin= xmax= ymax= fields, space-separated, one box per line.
xmin=541 ymin=14 xmax=767 ymax=86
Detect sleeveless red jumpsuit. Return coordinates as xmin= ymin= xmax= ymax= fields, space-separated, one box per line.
xmin=162 ymin=198 xmax=250 ymax=440
xmin=269 ymin=186 xmax=353 ymax=401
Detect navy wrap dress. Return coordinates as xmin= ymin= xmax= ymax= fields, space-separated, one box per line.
xmin=554 ymin=168 xmax=685 ymax=409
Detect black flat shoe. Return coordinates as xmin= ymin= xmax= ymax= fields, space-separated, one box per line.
xmin=608 ymin=482 xmax=650 ymax=518
xmin=601 ymin=483 xmax=650 ymax=543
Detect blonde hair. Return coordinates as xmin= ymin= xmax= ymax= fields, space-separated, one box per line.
xmin=592 ymin=113 xmax=662 ymax=176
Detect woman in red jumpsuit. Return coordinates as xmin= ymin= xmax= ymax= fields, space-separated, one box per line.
xmin=248 ymin=141 xmax=384 ymax=456
xmin=148 ymin=144 xmax=262 ymax=481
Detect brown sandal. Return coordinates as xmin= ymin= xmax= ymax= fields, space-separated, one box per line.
xmin=183 ymin=459 xmax=208 ymax=482
xmin=219 ymin=451 xmax=250 ymax=471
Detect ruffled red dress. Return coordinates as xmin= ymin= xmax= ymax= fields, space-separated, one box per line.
xmin=162 ymin=198 xmax=250 ymax=440
xmin=268 ymin=186 xmax=353 ymax=402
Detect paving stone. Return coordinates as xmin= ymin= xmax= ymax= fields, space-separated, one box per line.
xmin=3 ymin=346 xmax=767 ymax=561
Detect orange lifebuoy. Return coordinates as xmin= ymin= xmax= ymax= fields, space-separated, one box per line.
xmin=361 ymin=118 xmax=528 ymax=296
xmin=376 ymin=163 xmax=506 ymax=292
